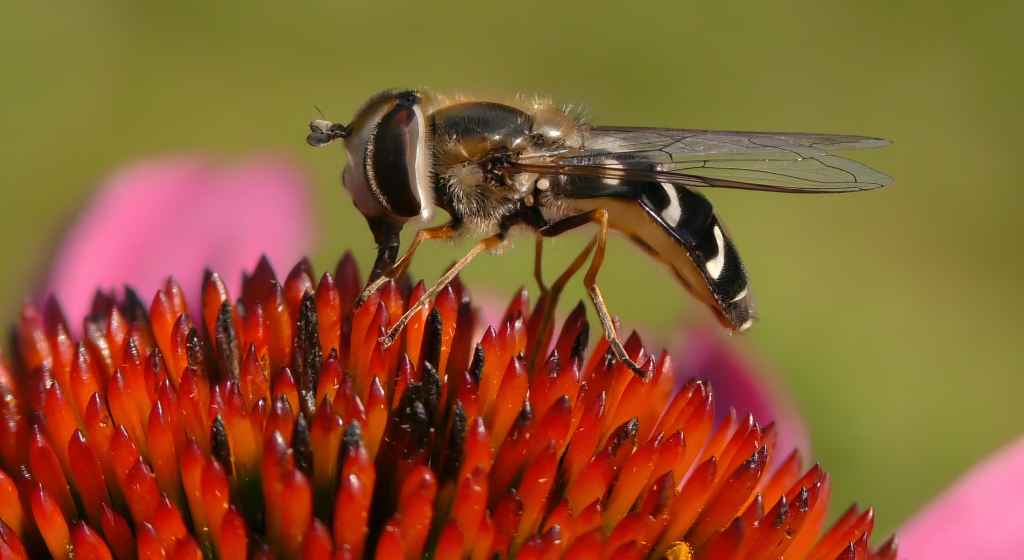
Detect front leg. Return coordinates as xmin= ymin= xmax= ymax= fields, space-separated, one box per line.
xmin=379 ymin=233 xmax=506 ymax=348
xmin=357 ymin=222 xmax=458 ymax=307
xmin=533 ymin=236 xmax=548 ymax=295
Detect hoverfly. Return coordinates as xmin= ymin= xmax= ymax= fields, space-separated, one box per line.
xmin=307 ymin=89 xmax=890 ymax=373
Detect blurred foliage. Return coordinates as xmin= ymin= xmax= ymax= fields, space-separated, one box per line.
xmin=1 ymin=1 xmax=1021 ymax=537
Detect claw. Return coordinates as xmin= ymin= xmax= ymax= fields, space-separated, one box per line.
xmin=378 ymin=331 xmax=397 ymax=349
xmin=355 ymin=276 xmax=389 ymax=308
xmin=608 ymin=337 xmax=649 ymax=378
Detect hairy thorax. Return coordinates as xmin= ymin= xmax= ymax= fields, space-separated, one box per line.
xmin=429 ymin=96 xmax=586 ymax=235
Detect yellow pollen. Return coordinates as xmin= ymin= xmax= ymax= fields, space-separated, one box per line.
xmin=665 ymin=541 xmax=694 ymax=560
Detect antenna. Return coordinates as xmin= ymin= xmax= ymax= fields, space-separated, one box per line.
xmin=306 ymin=107 xmax=351 ymax=147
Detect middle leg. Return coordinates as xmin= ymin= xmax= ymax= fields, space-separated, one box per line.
xmin=539 ymin=210 xmax=646 ymax=375
xmin=528 ymin=235 xmax=596 ymax=368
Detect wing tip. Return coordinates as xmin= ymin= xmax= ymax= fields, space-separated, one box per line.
xmin=858 ymin=136 xmax=892 ymax=149
xmin=858 ymin=169 xmax=895 ymax=189
xmin=812 ymin=135 xmax=892 ymax=151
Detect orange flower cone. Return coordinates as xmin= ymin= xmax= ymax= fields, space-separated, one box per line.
xmin=0 ymin=252 xmax=896 ymax=559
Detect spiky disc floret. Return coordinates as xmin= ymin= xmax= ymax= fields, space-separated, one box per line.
xmin=0 ymin=253 xmax=896 ymax=559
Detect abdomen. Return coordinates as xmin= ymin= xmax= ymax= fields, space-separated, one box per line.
xmin=566 ymin=181 xmax=755 ymax=331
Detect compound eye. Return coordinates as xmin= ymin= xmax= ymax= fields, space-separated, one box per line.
xmin=367 ymin=100 xmax=424 ymax=219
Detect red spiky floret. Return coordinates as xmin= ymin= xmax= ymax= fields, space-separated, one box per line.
xmin=0 ymin=253 xmax=896 ymax=559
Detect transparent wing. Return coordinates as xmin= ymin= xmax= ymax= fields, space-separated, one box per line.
xmin=515 ymin=126 xmax=892 ymax=193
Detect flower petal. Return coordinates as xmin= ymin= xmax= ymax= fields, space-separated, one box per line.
xmin=8 ymin=263 xmax=891 ymax=557
xmin=900 ymin=435 xmax=1024 ymax=559
xmin=673 ymin=327 xmax=811 ymax=458
xmin=469 ymin=295 xmax=810 ymax=458
xmin=45 ymin=156 xmax=314 ymax=323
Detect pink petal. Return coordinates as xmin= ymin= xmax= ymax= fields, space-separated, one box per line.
xmin=900 ymin=434 xmax=1024 ymax=559
xmin=44 ymin=156 xmax=314 ymax=324
xmin=673 ymin=327 xmax=811 ymax=458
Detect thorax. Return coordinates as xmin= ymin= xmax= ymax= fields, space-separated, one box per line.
xmin=427 ymin=98 xmax=585 ymax=233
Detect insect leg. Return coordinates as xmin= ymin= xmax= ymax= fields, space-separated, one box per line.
xmin=583 ymin=210 xmax=647 ymax=375
xmin=379 ymin=234 xmax=505 ymax=348
xmin=527 ymin=235 xmax=597 ymax=368
xmin=533 ymin=236 xmax=548 ymax=294
xmin=357 ymin=223 xmax=458 ymax=306
xmin=538 ymin=210 xmax=645 ymax=375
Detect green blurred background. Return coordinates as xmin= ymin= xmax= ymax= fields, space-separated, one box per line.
xmin=2 ymin=1 xmax=1020 ymax=538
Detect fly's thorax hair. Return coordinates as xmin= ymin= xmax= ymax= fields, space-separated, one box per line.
xmin=429 ymin=93 xmax=588 ymax=233
xmin=342 ymin=89 xmax=589 ymax=236
xmin=436 ymin=169 xmax=523 ymax=236
xmin=435 ymin=91 xmax=588 ymax=150
xmin=522 ymin=98 xmax=588 ymax=148
xmin=530 ymin=180 xmax=575 ymax=224
xmin=341 ymin=89 xmax=438 ymax=224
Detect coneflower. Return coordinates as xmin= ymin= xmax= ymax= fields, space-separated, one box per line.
xmin=0 ymin=253 xmax=895 ymax=559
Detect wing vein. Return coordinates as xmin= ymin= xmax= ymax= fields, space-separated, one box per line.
xmin=510 ymin=126 xmax=892 ymax=193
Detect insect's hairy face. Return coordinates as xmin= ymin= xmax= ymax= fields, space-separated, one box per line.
xmin=342 ymin=90 xmax=434 ymax=223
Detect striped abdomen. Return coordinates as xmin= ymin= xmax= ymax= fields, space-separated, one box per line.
xmin=565 ymin=179 xmax=755 ymax=331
